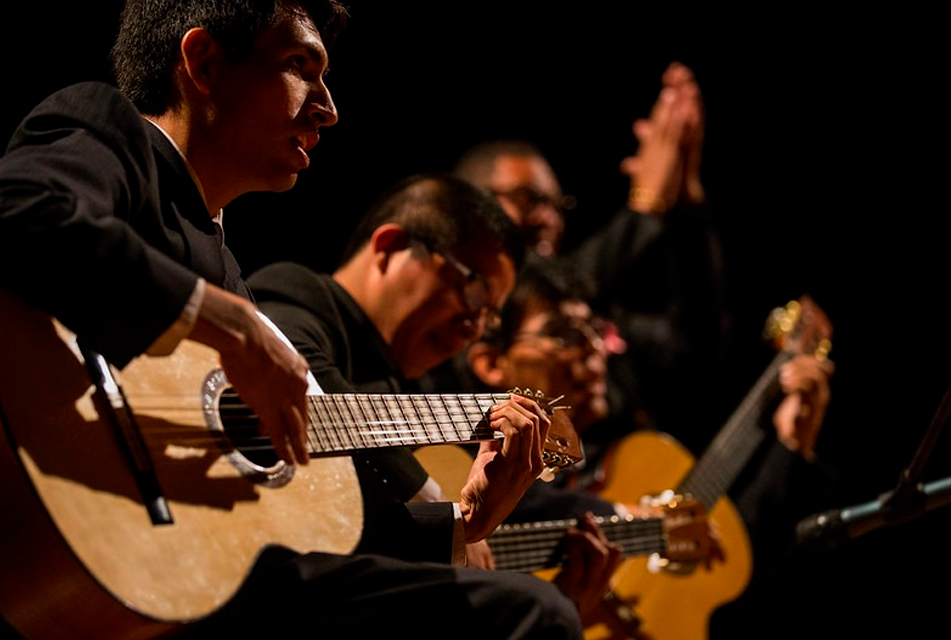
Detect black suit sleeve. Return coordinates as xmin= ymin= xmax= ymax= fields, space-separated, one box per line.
xmin=0 ymin=82 xmax=206 ymax=367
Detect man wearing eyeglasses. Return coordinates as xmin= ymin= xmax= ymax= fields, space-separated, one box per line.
xmin=246 ymin=172 xmax=621 ymax=633
xmin=451 ymin=63 xmax=729 ymax=457
xmin=424 ymin=255 xmax=833 ymax=638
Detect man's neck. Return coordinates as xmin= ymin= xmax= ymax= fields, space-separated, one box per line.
xmin=144 ymin=115 xmax=217 ymax=217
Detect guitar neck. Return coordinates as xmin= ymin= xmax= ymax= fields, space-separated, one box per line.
xmin=488 ymin=514 xmax=666 ymax=573
xmin=679 ymin=351 xmax=792 ymax=509
xmin=219 ymin=390 xmax=511 ymax=456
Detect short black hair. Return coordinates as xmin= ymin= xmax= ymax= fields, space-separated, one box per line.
xmin=484 ymin=254 xmax=596 ymax=349
xmin=111 ymin=0 xmax=349 ymax=115
xmin=339 ymin=172 xmax=526 ymax=271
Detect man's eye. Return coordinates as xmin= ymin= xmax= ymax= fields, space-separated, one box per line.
xmin=288 ymin=55 xmax=308 ymax=72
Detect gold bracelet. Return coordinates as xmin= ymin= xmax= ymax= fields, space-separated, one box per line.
xmin=628 ymin=187 xmax=668 ymax=214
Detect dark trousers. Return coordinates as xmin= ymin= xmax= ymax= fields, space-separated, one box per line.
xmin=175 ymin=547 xmax=582 ymax=639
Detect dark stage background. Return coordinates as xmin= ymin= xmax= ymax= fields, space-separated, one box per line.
xmin=2 ymin=3 xmax=948 ymax=637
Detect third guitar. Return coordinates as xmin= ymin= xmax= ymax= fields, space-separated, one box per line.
xmin=585 ymin=296 xmax=833 ymax=640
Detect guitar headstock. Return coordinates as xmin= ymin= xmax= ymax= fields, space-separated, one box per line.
xmin=645 ymin=492 xmax=721 ymax=567
xmin=764 ymin=295 xmax=833 ymax=360
xmin=508 ymin=387 xmax=583 ymax=479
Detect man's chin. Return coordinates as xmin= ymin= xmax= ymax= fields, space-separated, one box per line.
xmin=261 ymin=173 xmax=299 ymax=194
xmin=280 ymin=173 xmax=300 ymax=191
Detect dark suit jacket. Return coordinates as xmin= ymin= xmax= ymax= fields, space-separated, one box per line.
xmin=0 ymin=81 xmax=247 ymax=368
xmin=247 ymin=261 xmax=458 ymax=563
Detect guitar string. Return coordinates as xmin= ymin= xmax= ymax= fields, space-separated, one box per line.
xmin=130 ymin=392 xmax=502 ymax=450
xmin=307 ymin=393 xmax=504 ymax=450
xmin=682 ymin=307 xmax=831 ymax=508
xmin=489 ymin=517 xmax=667 ymax=571
xmin=130 ymin=391 xmax=581 ymax=471
xmin=681 ymin=352 xmax=786 ymax=509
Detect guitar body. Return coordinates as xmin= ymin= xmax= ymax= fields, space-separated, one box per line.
xmin=587 ymin=431 xmax=752 ymax=640
xmin=0 ymin=290 xmax=361 ymax=639
xmin=412 ymin=442 xmax=473 ymax=503
xmin=587 ymin=297 xmax=832 ymax=640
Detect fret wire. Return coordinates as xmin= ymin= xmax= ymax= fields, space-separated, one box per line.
xmin=305 ymin=392 xmax=507 ymax=454
xmin=420 ymin=394 xmax=443 ymax=444
xmin=372 ymin=395 xmax=404 ymax=446
xmin=362 ymin=394 xmax=386 ymax=448
xmin=458 ymin=394 xmax=482 ymax=439
xmin=681 ymin=353 xmax=785 ymax=505
xmin=307 ymin=396 xmax=325 ymax=451
xmin=436 ymin=393 xmax=468 ymax=442
xmin=459 ymin=393 xmax=492 ymax=440
xmin=309 ymin=396 xmax=337 ymax=453
xmin=340 ymin=395 xmax=362 ymax=451
xmin=488 ymin=515 xmax=669 ymax=572
xmin=315 ymin=395 xmax=341 ymax=452
xmin=356 ymin=395 xmax=382 ymax=447
xmin=449 ymin=394 xmax=467 ymax=437
xmin=430 ymin=395 xmax=448 ymax=441
xmin=364 ymin=395 xmax=384 ymax=447
xmin=435 ymin=393 xmax=452 ymax=439
xmin=321 ymin=394 xmax=350 ymax=451
xmin=331 ymin=393 xmax=374 ymax=448
xmin=405 ymin=394 xmax=436 ymax=445
xmin=448 ymin=393 xmax=470 ymax=441
xmin=445 ymin=394 xmax=467 ymax=440
xmin=304 ymin=395 xmax=320 ymax=453
xmin=386 ymin=395 xmax=412 ymax=446
xmin=406 ymin=394 xmax=427 ymax=445
xmin=367 ymin=393 xmax=396 ymax=447
xmin=326 ymin=395 xmax=354 ymax=452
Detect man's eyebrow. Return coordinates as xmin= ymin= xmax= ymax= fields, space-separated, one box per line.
xmin=304 ymin=43 xmax=329 ymax=64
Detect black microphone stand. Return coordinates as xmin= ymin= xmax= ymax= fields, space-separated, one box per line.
xmin=878 ymin=378 xmax=951 ymax=520
xmin=797 ymin=378 xmax=951 ymax=548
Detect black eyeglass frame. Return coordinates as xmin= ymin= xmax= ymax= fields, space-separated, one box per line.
xmin=490 ymin=185 xmax=566 ymax=214
xmin=511 ymin=314 xmax=607 ymax=352
xmin=429 ymin=247 xmax=503 ymax=333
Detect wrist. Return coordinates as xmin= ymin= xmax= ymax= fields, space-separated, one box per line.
xmin=451 ymin=503 xmax=467 ymax=565
xmin=628 ymin=187 xmax=668 ymax=215
xmin=683 ymin=177 xmax=706 ymax=204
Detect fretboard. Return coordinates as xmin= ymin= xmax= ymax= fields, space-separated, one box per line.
xmin=679 ymin=351 xmax=791 ymax=509
xmin=304 ymin=392 xmax=512 ymax=455
xmin=488 ymin=513 xmax=666 ymax=572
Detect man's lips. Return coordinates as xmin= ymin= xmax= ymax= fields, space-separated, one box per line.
xmin=297 ymin=132 xmax=319 ymax=152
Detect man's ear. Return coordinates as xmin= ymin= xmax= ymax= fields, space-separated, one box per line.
xmin=370 ymin=224 xmax=413 ymax=272
xmin=370 ymin=224 xmax=411 ymax=253
xmin=467 ymin=342 xmax=508 ymax=389
xmin=180 ymin=27 xmax=220 ymax=95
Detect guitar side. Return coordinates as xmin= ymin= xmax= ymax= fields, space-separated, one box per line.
xmin=587 ymin=431 xmax=752 ymax=640
xmin=0 ymin=290 xmax=361 ymax=639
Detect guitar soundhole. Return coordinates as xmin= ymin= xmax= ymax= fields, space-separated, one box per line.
xmin=200 ymin=367 xmax=295 ymax=488
xmin=218 ymin=388 xmax=280 ymax=469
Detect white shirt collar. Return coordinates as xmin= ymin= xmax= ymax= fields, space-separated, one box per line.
xmin=143 ymin=117 xmax=223 ymax=221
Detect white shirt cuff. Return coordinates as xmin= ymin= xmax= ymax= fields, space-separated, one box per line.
xmin=451 ymin=503 xmax=466 ymax=566
xmin=146 ymin=278 xmax=204 ymax=356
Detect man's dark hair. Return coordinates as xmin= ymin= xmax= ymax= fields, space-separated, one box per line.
xmin=111 ymin=0 xmax=349 ymax=115
xmin=486 ymin=254 xmax=597 ymax=349
xmin=452 ymin=139 xmax=545 ymax=188
xmin=339 ymin=172 xmax=526 ymax=271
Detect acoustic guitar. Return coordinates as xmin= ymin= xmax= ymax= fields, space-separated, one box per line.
xmin=419 ymin=297 xmax=832 ymax=640
xmin=585 ymin=296 xmax=833 ymax=640
xmin=414 ymin=444 xmax=715 ymax=579
xmin=0 ymin=288 xmax=582 ymax=640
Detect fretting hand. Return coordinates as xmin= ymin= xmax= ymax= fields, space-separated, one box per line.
xmin=458 ymin=394 xmax=552 ymax=542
